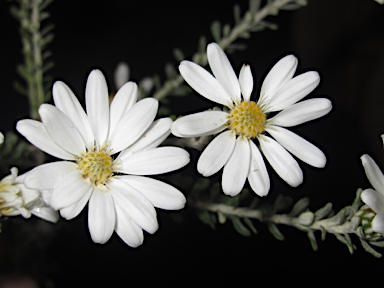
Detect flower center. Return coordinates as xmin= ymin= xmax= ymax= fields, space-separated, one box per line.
xmin=228 ymin=101 xmax=266 ymax=138
xmin=78 ymin=150 xmax=113 ymax=186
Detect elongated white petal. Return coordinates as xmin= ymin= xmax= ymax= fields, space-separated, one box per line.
xmin=197 ymin=130 xmax=236 ymax=176
xmin=31 ymin=206 xmax=59 ymax=223
xmin=50 ymin=169 xmax=92 ymax=210
xmin=222 ymin=137 xmax=251 ymax=196
xmin=16 ymin=120 xmax=76 ymax=160
xmin=361 ymin=154 xmax=384 ymax=195
xmin=239 ymin=64 xmax=253 ymax=102
xmin=179 ymin=61 xmax=232 ymax=106
xmin=171 ymin=111 xmax=228 ymax=137
xmin=372 ymin=210 xmax=384 ymax=235
xmin=52 ymin=81 xmax=95 ymax=148
xmin=266 ymin=126 xmax=326 ymax=168
xmin=108 ymin=98 xmax=158 ymax=154
xmin=109 ymin=178 xmax=158 ymax=234
xmin=119 ymin=175 xmax=186 ymax=210
xmin=109 ymin=81 xmax=138 ymax=137
xmin=259 ymin=135 xmax=303 ymax=187
xmin=116 ymin=147 xmax=190 ymax=175
xmin=260 ymin=55 xmax=298 ymax=104
xmin=88 ymin=188 xmax=116 ymax=244
xmin=115 ymin=202 xmax=144 ymax=248
xmin=247 ymin=141 xmax=270 ymax=197
xmin=60 ymin=187 xmax=93 ymax=220
xmin=268 ymin=98 xmax=332 ymax=127
xmin=24 ymin=161 xmax=78 ymax=190
xmin=266 ymin=71 xmax=320 ymax=113
xmin=118 ymin=117 xmax=172 ymax=159
xmin=207 ymin=43 xmax=241 ymax=103
xmin=361 ymin=188 xmax=384 ymax=213
xmin=39 ymin=104 xmax=86 ymax=155
xmin=85 ymin=70 xmax=110 ymax=147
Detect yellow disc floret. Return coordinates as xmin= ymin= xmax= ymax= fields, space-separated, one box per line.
xmin=228 ymin=101 xmax=266 ymax=138
xmin=78 ymin=149 xmax=113 ymax=186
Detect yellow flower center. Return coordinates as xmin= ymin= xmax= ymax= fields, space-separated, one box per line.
xmin=228 ymin=101 xmax=266 ymax=138
xmin=78 ymin=150 xmax=113 ymax=186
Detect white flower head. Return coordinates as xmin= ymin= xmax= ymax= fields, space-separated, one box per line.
xmin=17 ymin=69 xmax=190 ymax=247
xmin=0 ymin=167 xmax=59 ymax=223
xmin=171 ymin=43 xmax=332 ymax=197
xmin=360 ymin=136 xmax=384 ymax=235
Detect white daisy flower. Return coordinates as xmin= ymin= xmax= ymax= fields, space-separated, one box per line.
xmin=16 ymin=69 xmax=190 ymax=247
xmin=0 ymin=167 xmax=59 ymax=223
xmin=171 ymin=43 xmax=331 ymax=197
xmin=360 ymin=136 xmax=384 ymax=235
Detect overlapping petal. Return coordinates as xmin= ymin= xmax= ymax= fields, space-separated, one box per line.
xmin=60 ymin=187 xmax=93 ymax=220
xmin=16 ymin=120 xmax=76 ymax=160
xmin=222 ymin=137 xmax=251 ymax=196
xmin=115 ymin=203 xmax=144 ymax=247
xmin=88 ymin=188 xmax=116 ymax=244
xmin=372 ymin=210 xmax=384 ymax=235
xmin=179 ymin=61 xmax=232 ymax=106
xmin=247 ymin=141 xmax=270 ymax=197
xmin=266 ymin=126 xmax=326 ymax=168
xmin=361 ymin=188 xmax=384 ymax=213
xmin=171 ymin=110 xmax=228 ymax=137
xmin=197 ymin=130 xmax=236 ymax=177
xmin=268 ymin=98 xmax=332 ymax=127
xmin=85 ymin=70 xmax=110 ymax=146
xmin=259 ymin=135 xmax=303 ymax=187
xmin=207 ymin=42 xmax=241 ymax=103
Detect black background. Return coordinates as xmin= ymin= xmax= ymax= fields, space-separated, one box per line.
xmin=1 ymin=0 xmax=384 ymax=286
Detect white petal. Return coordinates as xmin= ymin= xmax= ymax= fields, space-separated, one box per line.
xmin=88 ymin=188 xmax=116 ymax=244
xmin=239 ymin=64 xmax=253 ymax=102
xmin=266 ymin=126 xmax=326 ymax=168
xmin=52 ymin=81 xmax=95 ymax=149
xmin=109 ymin=178 xmax=158 ymax=234
xmin=222 ymin=137 xmax=251 ymax=196
xmin=31 ymin=206 xmax=60 ymax=223
xmin=171 ymin=111 xmax=228 ymax=138
xmin=179 ymin=61 xmax=232 ymax=106
xmin=109 ymin=81 xmax=138 ymax=138
xmin=24 ymin=161 xmax=78 ymax=190
xmin=108 ymin=97 xmax=158 ymax=154
xmin=16 ymin=120 xmax=76 ymax=160
xmin=372 ymin=210 xmax=384 ymax=235
xmin=361 ymin=154 xmax=384 ymax=195
xmin=361 ymin=188 xmax=384 ymax=213
xmin=247 ymin=141 xmax=270 ymax=197
xmin=50 ymin=169 xmax=92 ymax=210
xmin=207 ymin=43 xmax=241 ymax=103
xmin=39 ymin=104 xmax=86 ymax=156
xmin=266 ymin=71 xmax=320 ymax=113
xmin=85 ymin=69 xmax=110 ymax=147
xmin=116 ymin=147 xmax=190 ymax=176
xmin=115 ymin=203 xmax=144 ymax=248
xmin=268 ymin=98 xmax=332 ymax=127
xmin=117 ymin=117 xmax=172 ymax=159
xmin=259 ymin=135 xmax=303 ymax=187
xmin=60 ymin=187 xmax=93 ymax=220
xmin=259 ymin=55 xmax=298 ymax=104
xmin=120 ymin=175 xmax=186 ymax=210
xmin=197 ymin=130 xmax=236 ymax=177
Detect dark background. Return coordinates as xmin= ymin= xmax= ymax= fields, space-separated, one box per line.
xmin=1 ymin=0 xmax=384 ymax=286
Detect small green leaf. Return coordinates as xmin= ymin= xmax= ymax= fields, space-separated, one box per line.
xmin=268 ymin=222 xmax=284 ymax=241
xmin=298 ymin=211 xmax=314 ymax=226
xmin=335 ymin=233 xmax=355 ymax=254
xmin=243 ymin=217 xmax=257 ymax=234
xmin=233 ymin=4 xmax=241 ymax=25
xmin=12 ymin=81 xmax=28 ymax=96
xmin=218 ymin=211 xmax=227 ymax=224
xmin=197 ymin=210 xmax=216 ymax=229
xmin=230 ymin=216 xmax=251 ymax=237
xmin=273 ymin=194 xmax=292 ymax=213
xmin=173 ymin=48 xmax=185 ymax=62
xmin=320 ymin=226 xmax=327 ymax=241
xmin=198 ymin=35 xmax=207 ymax=54
xmin=210 ymin=20 xmax=221 ymax=42
xmin=249 ymin=0 xmax=261 ymax=15
xmin=222 ymin=24 xmax=231 ymax=38
xmin=314 ymin=202 xmax=333 ymax=221
xmin=307 ymin=230 xmax=318 ymax=251
xmin=369 ymin=241 xmax=384 ymax=248
xmin=360 ymin=238 xmax=382 ymax=258
xmin=165 ymin=63 xmax=177 ymax=79
xmin=289 ymin=197 xmax=310 ymax=216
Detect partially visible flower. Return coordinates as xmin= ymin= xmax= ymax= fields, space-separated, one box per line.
xmin=0 ymin=167 xmax=59 ymax=223
xmin=17 ymin=69 xmax=189 ymax=247
xmin=360 ymin=135 xmax=384 ymax=235
xmin=172 ymin=43 xmax=331 ymax=197
xmin=0 ymin=132 xmax=4 ymax=145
